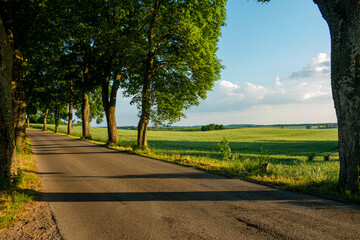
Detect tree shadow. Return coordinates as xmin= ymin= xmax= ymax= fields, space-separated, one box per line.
xmin=38 ymin=172 xmax=227 ymax=180
xmin=41 ymin=190 xmax=320 ymax=202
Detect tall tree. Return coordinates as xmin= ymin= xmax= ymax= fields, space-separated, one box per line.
xmin=0 ymin=0 xmax=29 ymax=151
xmin=123 ymin=0 xmax=227 ymax=148
xmin=313 ymin=0 xmax=360 ymax=192
xmin=98 ymin=0 xmax=138 ymax=145
xmin=0 ymin=15 xmax=16 ymax=178
xmin=60 ymin=1 xmax=105 ymax=139
xmin=1 ymin=0 xmax=59 ymax=151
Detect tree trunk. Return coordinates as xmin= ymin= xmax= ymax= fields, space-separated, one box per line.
xmin=54 ymin=103 xmax=59 ymax=133
xmin=314 ymin=0 xmax=360 ymax=192
xmin=0 ymin=1 xmax=26 ymax=153
xmin=0 ymin=15 xmax=16 ymax=178
xmin=26 ymin=115 xmax=29 ymax=127
xmin=43 ymin=108 xmax=48 ymax=130
xmin=137 ymin=15 xmax=157 ymax=149
xmin=12 ymin=49 xmax=27 ymax=152
xmin=102 ymin=65 xmax=121 ymax=145
xmin=137 ymin=68 xmax=152 ymax=149
xmin=82 ymin=89 xmax=91 ymax=139
xmin=68 ymin=80 xmax=73 ymax=135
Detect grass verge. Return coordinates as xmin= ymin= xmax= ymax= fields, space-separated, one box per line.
xmin=0 ymin=139 xmax=39 ymax=228
xmin=131 ymin=149 xmax=360 ymax=204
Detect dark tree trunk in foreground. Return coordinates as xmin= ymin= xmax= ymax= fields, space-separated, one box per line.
xmin=68 ymin=80 xmax=73 ymax=135
xmin=0 ymin=16 xmax=16 ymax=177
xmin=315 ymin=0 xmax=360 ymax=192
xmin=82 ymin=89 xmax=91 ymax=139
xmin=12 ymin=49 xmax=27 ymax=151
xmin=1 ymin=1 xmax=27 ymax=152
xmin=102 ymin=64 xmax=121 ymax=145
xmin=43 ymin=108 xmax=48 ymax=130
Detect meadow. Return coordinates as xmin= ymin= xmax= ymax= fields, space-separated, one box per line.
xmin=29 ymin=124 xmax=360 ymax=203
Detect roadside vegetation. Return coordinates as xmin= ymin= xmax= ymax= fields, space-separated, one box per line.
xmin=0 ymin=140 xmax=38 ymax=228
xmin=30 ymin=124 xmax=360 ymax=204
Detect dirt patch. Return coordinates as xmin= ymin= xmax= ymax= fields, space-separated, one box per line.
xmin=0 ymin=195 xmax=62 ymax=240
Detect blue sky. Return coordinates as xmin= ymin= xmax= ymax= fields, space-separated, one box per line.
xmin=105 ymin=0 xmax=335 ymax=127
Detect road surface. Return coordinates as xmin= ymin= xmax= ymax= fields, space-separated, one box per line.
xmin=27 ymin=129 xmax=360 ymax=240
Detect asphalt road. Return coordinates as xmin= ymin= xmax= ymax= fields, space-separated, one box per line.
xmin=27 ymin=128 xmax=360 ymax=240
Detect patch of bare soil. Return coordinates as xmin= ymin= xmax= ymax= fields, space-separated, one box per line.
xmin=0 ymin=196 xmax=62 ymax=240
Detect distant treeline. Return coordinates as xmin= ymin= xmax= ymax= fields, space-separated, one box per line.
xmin=305 ymin=123 xmax=338 ymax=129
xmin=201 ymin=123 xmax=225 ymax=131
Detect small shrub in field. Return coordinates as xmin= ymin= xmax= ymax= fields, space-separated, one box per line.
xmin=217 ymin=137 xmax=232 ymax=161
xmin=307 ymin=153 xmax=315 ymax=161
xmin=231 ymin=152 xmax=240 ymax=161
xmin=324 ymin=154 xmax=330 ymax=161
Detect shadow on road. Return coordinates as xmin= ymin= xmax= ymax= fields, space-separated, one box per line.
xmin=45 ymin=172 xmax=227 ymax=180
xmin=40 ymin=190 xmax=330 ymax=203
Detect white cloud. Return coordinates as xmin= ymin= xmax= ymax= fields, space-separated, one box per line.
xmin=275 ymin=76 xmax=282 ymax=86
xmin=289 ymin=53 xmax=330 ymax=79
xmin=181 ymin=53 xmax=335 ymax=125
xmin=244 ymin=82 xmax=268 ymax=100
xmin=219 ymin=80 xmax=240 ymax=90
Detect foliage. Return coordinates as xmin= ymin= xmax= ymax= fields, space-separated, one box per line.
xmin=217 ymin=137 xmax=232 ymax=160
xmin=201 ymin=123 xmax=225 ymax=131
xmin=122 ymin=0 xmax=227 ymax=131
xmin=307 ymin=153 xmax=316 ymax=161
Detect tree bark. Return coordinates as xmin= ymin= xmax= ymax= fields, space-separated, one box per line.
xmin=54 ymin=102 xmax=59 ymax=133
xmin=137 ymin=89 xmax=150 ymax=149
xmin=81 ymin=63 xmax=91 ymax=139
xmin=26 ymin=115 xmax=29 ymax=127
xmin=0 ymin=0 xmax=27 ymax=152
xmin=68 ymin=80 xmax=73 ymax=135
xmin=137 ymin=63 xmax=152 ymax=149
xmin=0 ymin=15 xmax=16 ymax=178
xmin=314 ymin=0 xmax=360 ymax=192
xmin=43 ymin=108 xmax=48 ymax=130
xmin=12 ymin=49 xmax=27 ymax=152
xmin=102 ymin=63 xmax=121 ymax=145
xmin=82 ymin=88 xmax=91 ymax=139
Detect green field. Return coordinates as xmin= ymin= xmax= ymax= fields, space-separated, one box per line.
xmin=30 ymin=124 xmax=359 ymax=203
xmin=30 ymin=124 xmax=339 ymax=159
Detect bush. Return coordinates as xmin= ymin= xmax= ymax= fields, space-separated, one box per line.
xmin=201 ymin=123 xmax=225 ymax=131
xmin=324 ymin=154 xmax=330 ymax=161
xmin=217 ymin=137 xmax=232 ymax=161
xmin=307 ymin=153 xmax=316 ymax=161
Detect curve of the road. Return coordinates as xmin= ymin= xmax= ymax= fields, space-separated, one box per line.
xmin=27 ymin=128 xmax=360 ymax=240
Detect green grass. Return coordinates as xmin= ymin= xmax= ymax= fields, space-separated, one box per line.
xmin=0 ymin=140 xmax=39 ymax=228
xmin=30 ymin=124 xmax=360 ymax=204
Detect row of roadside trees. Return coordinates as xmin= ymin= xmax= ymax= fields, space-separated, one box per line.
xmin=3 ymin=1 xmax=227 ymax=144
xmin=0 ymin=0 xmax=226 ymax=178
xmin=1 ymin=0 xmax=360 ymax=193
